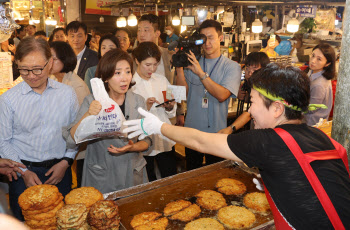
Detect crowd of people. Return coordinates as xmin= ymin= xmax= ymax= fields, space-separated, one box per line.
xmin=0 ymin=13 xmax=348 ymax=229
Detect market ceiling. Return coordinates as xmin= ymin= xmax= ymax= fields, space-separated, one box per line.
xmin=106 ymin=0 xmax=346 ymax=7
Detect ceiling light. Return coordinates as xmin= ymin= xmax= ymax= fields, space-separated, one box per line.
xmin=117 ymin=16 xmax=126 ymax=27
xmin=128 ymin=13 xmax=137 ymax=26
xmin=287 ymin=17 xmax=299 ymax=33
xmin=252 ymin=18 xmax=262 ymax=33
xmin=172 ymin=15 xmax=180 ymax=26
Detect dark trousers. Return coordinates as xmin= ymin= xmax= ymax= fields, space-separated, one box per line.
xmin=185 ymin=147 xmax=224 ymax=171
xmin=9 ymin=165 xmax=72 ymax=221
xmin=76 ymin=159 xmax=84 ymax=188
xmin=144 ymin=149 xmax=177 ymax=182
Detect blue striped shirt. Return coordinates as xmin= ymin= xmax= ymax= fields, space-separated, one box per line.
xmin=0 ymin=79 xmax=79 ymax=170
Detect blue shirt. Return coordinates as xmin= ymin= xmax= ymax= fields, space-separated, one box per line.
xmin=166 ymin=34 xmax=179 ymax=44
xmin=0 ymin=79 xmax=79 ymax=169
xmin=184 ymin=55 xmax=241 ymax=133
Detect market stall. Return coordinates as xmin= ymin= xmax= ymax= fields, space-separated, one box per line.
xmin=105 ymin=160 xmax=274 ymax=230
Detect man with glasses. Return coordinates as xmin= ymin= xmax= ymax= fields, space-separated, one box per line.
xmin=0 ymin=37 xmax=79 ymax=220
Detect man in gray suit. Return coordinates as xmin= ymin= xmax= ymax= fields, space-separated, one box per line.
xmin=66 ymin=21 xmax=99 ymax=80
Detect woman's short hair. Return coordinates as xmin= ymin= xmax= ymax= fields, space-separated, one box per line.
xmin=98 ymin=33 xmax=120 ymax=59
xmin=50 ymin=41 xmax=77 ymax=73
xmin=15 ymin=36 xmax=51 ymax=62
xmin=96 ymin=49 xmax=134 ymax=91
xmin=312 ymin=43 xmax=336 ymax=80
xmin=249 ymin=63 xmax=310 ymax=120
xmin=132 ymin=42 xmax=161 ymax=63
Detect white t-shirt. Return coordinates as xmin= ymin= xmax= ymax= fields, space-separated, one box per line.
xmin=131 ymin=72 xmax=176 ymax=156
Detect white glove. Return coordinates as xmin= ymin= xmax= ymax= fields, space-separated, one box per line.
xmin=123 ymin=107 xmax=164 ymax=140
xmin=253 ymin=174 xmax=264 ymax=191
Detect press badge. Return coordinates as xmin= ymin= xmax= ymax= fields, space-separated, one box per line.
xmin=202 ymin=97 xmax=208 ymax=108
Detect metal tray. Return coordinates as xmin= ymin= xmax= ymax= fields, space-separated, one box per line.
xmin=104 ymin=160 xmax=274 ymax=230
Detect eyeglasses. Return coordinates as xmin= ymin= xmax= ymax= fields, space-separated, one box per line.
xmin=18 ymin=60 xmax=49 ymax=76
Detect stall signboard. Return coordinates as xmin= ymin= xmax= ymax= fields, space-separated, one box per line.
xmin=315 ymin=8 xmax=336 ymax=32
xmin=296 ymin=5 xmax=317 ymax=18
xmin=85 ymin=0 xmax=116 ymax=15
xmin=0 ymin=52 xmax=13 ymax=89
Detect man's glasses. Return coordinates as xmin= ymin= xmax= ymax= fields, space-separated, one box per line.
xmin=18 ymin=60 xmax=49 ymax=76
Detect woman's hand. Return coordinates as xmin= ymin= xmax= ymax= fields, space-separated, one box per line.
xmin=108 ymin=140 xmax=134 ymax=154
xmin=162 ymin=96 xmax=176 ymax=111
xmin=8 ymin=44 xmax=16 ymax=54
xmin=88 ymin=100 xmax=102 ymax=115
xmin=146 ymin=97 xmax=159 ymax=111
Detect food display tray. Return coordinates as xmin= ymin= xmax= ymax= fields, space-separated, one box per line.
xmin=104 ymin=160 xmax=275 ymax=230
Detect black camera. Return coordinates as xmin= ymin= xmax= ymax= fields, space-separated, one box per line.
xmin=172 ymin=29 xmax=206 ymax=67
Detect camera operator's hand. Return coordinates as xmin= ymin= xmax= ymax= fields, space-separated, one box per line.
xmin=186 ymin=51 xmax=205 ymax=79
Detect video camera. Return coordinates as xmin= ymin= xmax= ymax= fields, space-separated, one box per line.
xmin=171 ymin=29 xmax=206 ymax=67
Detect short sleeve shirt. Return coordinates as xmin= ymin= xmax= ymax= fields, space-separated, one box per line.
xmin=184 ymin=55 xmax=241 ymax=133
xmin=227 ymin=124 xmax=350 ymax=229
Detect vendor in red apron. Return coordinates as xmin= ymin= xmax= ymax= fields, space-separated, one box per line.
xmin=123 ymin=63 xmax=350 ymax=229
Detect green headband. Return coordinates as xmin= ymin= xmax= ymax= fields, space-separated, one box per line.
xmin=253 ymin=85 xmax=328 ymax=112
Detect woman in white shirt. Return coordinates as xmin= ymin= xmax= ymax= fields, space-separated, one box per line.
xmin=132 ymin=42 xmax=177 ymax=181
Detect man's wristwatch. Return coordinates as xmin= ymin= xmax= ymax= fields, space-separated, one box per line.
xmin=231 ymin=124 xmax=236 ymax=133
xmin=200 ymin=72 xmax=209 ymax=81
xmin=62 ymin=157 xmax=74 ymax=166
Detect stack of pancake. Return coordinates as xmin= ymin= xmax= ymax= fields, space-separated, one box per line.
xmin=65 ymin=187 xmax=104 ymax=209
xmin=56 ymin=204 xmax=89 ymax=230
xmin=88 ymin=200 xmax=120 ymax=230
xmin=18 ymin=184 xmax=63 ymax=230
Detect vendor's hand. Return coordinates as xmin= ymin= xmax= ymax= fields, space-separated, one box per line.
xmin=146 ymin=97 xmax=159 ymax=111
xmin=22 ymin=170 xmax=42 ymax=188
xmin=44 ymin=160 xmax=69 ymax=185
xmin=108 ymin=140 xmax=134 ymax=154
xmin=0 ymin=159 xmax=26 ymax=182
xmin=218 ymin=126 xmax=233 ymax=135
xmin=123 ymin=107 xmax=164 ymax=140
xmin=186 ymin=50 xmax=205 ymax=77
xmin=88 ymin=100 xmax=102 ymax=116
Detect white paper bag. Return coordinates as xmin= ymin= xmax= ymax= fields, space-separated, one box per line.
xmin=74 ymin=78 xmax=125 ymax=143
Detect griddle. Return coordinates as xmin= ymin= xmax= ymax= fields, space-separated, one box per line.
xmin=104 ymin=160 xmax=275 ymax=230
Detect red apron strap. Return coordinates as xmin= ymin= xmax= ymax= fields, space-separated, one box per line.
xmin=329 ymin=138 xmax=350 ymax=174
xmin=274 ymin=128 xmax=345 ymax=230
xmin=263 ymin=186 xmax=294 ymax=230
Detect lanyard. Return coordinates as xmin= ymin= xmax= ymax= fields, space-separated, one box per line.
xmin=203 ymin=55 xmax=222 ymax=77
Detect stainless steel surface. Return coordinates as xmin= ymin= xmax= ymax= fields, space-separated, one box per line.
xmin=105 ymin=160 xmax=274 ymax=229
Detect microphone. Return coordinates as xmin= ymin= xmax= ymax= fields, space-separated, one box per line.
xmin=168 ymin=40 xmax=178 ymax=51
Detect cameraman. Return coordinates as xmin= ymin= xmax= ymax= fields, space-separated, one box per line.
xmin=176 ymin=20 xmax=241 ymax=170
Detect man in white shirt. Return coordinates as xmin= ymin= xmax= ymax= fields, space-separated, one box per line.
xmin=66 ymin=21 xmax=98 ymax=80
